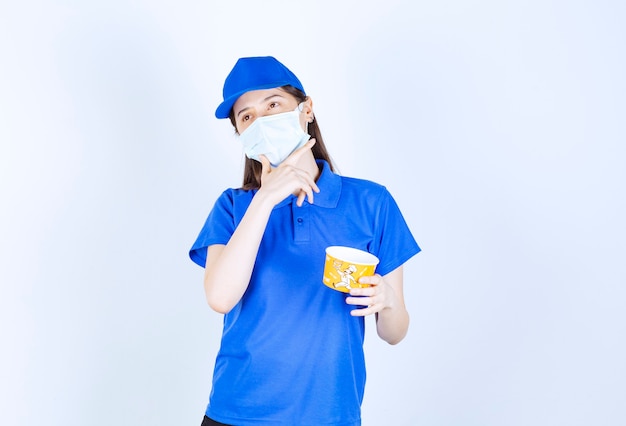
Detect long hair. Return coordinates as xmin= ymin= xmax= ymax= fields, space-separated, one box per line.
xmin=228 ymin=85 xmax=336 ymax=190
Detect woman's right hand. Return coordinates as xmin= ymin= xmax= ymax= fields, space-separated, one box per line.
xmin=257 ymin=138 xmax=320 ymax=207
xmin=204 ymin=139 xmax=320 ymax=313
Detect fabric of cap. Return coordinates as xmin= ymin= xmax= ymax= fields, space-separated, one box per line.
xmin=215 ymin=56 xmax=305 ymax=119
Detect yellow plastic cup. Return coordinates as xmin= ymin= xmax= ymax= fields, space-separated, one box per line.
xmin=322 ymin=246 xmax=379 ymax=293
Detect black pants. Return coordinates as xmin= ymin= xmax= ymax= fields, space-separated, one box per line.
xmin=201 ymin=415 xmax=231 ymax=426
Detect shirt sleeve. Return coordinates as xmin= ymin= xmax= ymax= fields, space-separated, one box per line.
xmin=371 ymin=188 xmax=421 ymax=276
xmin=189 ymin=189 xmax=237 ymax=268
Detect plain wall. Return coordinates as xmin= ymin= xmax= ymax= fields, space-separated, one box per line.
xmin=1 ymin=1 xmax=625 ymax=425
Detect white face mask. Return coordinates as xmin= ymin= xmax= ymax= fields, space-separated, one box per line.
xmin=238 ymin=104 xmax=310 ymax=167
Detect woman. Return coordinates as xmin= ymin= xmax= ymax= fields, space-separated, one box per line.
xmin=189 ymin=56 xmax=421 ymax=426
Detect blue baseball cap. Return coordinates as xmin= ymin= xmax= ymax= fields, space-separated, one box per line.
xmin=215 ymin=56 xmax=306 ymax=119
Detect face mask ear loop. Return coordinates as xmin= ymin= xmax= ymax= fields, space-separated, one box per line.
xmin=296 ymin=102 xmax=306 ymax=132
xmin=297 ymin=102 xmax=314 ymax=125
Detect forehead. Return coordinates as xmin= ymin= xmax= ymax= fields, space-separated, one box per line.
xmin=232 ymin=87 xmax=293 ymax=113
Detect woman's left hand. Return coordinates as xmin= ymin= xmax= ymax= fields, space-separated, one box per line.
xmin=345 ymin=274 xmax=397 ymax=317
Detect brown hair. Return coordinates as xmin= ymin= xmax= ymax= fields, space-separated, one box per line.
xmin=229 ymin=85 xmax=336 ymax=190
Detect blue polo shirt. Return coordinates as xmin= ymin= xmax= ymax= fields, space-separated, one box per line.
xmin=190 ymin=160 xmax=420 ymax=426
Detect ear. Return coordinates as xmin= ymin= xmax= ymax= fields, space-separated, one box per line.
xmin=302 ymin=97 xmax=314 ymax=122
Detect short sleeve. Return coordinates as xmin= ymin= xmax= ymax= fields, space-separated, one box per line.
xmin=371 ymin=188 xmax=421 ymax=276
xmin=189 ymin=190 xmax=237 ymax=268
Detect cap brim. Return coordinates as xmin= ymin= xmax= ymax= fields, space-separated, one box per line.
xmin=214 ymin=81 xmax=304 ymax=119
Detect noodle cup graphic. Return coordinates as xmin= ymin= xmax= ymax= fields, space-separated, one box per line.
xmin=322 ymin=246 xmax=379 ymax=293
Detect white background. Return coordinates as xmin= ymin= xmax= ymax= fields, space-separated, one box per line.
xmin=1 ymin=1 xmax=625 ymax=425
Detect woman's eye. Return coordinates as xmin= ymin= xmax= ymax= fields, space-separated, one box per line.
xmin=269 ymin=102 xmax=279 ymax=109
xmin=242 ymin=114 xmax=250 ymax=122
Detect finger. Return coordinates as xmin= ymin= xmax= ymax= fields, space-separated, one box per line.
xmin=309 ymin=177 xmax=320 ymax=194
xmin=296 ymin=185 xmax=313 ymax=207
xmin=298 ymin=175 xmax=316 ymax=204
xmin=283 ymin=138 xmax=316 ymax=165
xmin=295 ymin=168 xmax=320 ymax=194
xmin=345 ymin=296 xmax=371 ymax=306
xmin=350 ymin=305 xmax=379 ymax=317
xmin=296 ymin=190 xmax=306 ymax=207
xmin=307 ymin=187 xmax=315 ymax=204
xmin=358 ymin=274 xmax=381 ymax=285
xmin=292 ymin=171 xmax=317 ymax=205
xmin=348 ymin=299 xmax=383 ymax=317
xmin=349 ymin=287 xmax=376 ymax=297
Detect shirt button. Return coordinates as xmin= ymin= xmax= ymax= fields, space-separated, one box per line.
xmin=297 ymin=218 xmax=303 ymax=223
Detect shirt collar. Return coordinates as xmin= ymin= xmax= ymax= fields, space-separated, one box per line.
xmin=310 ymin=159 xmax=341 ymax=208
xmin=273 ymin=159 xmax=341 ymax=209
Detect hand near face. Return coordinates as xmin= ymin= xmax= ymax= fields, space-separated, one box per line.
xmin=258 ymin=138 xmax=320 ymax=207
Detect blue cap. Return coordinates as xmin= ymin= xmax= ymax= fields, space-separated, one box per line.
xmin=215 ymin=56 xmax=305 ymax=119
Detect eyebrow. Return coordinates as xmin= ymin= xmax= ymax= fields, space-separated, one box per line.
xmin=236 ymin=94 xmax=285 ymax=118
